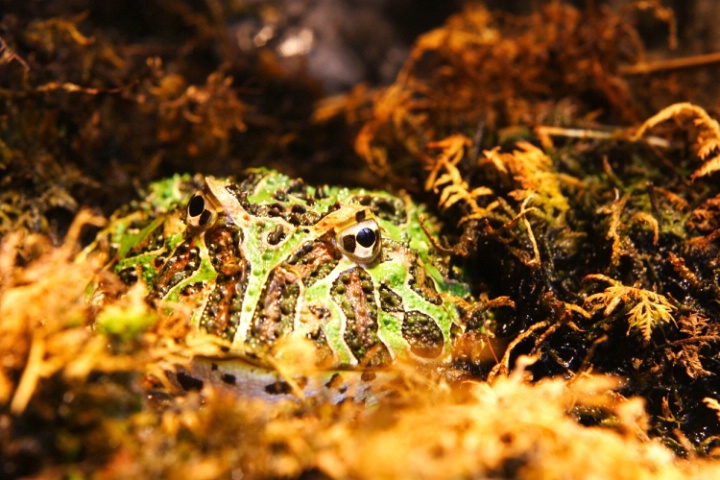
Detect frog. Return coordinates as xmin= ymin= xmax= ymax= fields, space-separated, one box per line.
xmin=91 ymin=168 xmax=470 ymax=400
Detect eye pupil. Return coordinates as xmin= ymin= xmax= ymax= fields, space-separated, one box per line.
xmin=188 ymin=195 xmax=205 ymax=217
xmin=356 ymin=228 xmax=376 ymax=248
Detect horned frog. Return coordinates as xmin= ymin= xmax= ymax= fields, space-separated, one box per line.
xmin=91 ymin=168 xmax=470 ymax=400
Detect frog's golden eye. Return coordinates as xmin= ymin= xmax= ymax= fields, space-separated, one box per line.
xmin=186 ymin=191 xmax=217 ymax=231
xmin=336 ymin=218 xmax=381 ymax=264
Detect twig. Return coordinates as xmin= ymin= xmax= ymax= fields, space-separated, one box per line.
xmin=619 ymin=52 xmax=720 ymax=76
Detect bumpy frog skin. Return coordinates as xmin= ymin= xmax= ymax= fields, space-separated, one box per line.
xmin=95 ymin=169 xmax=469 ymax=399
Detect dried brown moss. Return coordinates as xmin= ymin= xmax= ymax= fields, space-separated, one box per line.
xmin=3 ymin=236 xmax=719 ymax=478
xmin=344 ymin=2 xmax=720 ymax=457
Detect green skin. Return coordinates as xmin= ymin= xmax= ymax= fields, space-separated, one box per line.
xmin=95 ymin=169 xmax=469 ymax=395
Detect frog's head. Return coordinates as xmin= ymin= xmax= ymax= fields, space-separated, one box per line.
xmin=187 ymin=176 xmax=383 ymax=266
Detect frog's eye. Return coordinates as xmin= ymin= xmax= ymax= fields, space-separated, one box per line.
xmin=336 ymin=218 xmax=381 ymax=264
xmin=186 ymin=191 xmax=217 ymax=231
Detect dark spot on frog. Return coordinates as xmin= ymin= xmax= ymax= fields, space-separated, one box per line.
xmin=199 ymin=209 xmax=213 ymax=227
xmin=176 ymin=371 xmax=204 ymax=391
xmin=325 ymin=373 xmax=347 ymax=390
xmin=315 ymin=186 xmax=330 ymax=200
xmin=221 ymin=373 xmax=236 ymax=385
xmin=267 ymin=203 xmax=286 ymax=217
xmin=265 ymin=380 xmax=292 ymax=395
xmin=355 ymin=210 xmax=366 ymax=222
xmin=379 ymin=284 xmax=403 ymax=312
xmin=401 ymin=311 xmax=444 ymax=358
xmin=267 ymin=225 xmax=286 ymax=245
xmin=353 ymin=195 xmax=407 ymax=225
xmin=342 ymin=234 xmax=356 ymax=253
xmin=291 ymin=204 xmax=307 ymax=214
xmin=287 ymin=179 xmax=305 ymax=194
xmin=175 ymin=242 xmax=190 ymax=255
xmin=153 ymin=255 xmax=166 ymax=268
xmin=118 ymin=266 xmax=138 ymax=285
xmin=180 ymin=282 xmax=204 ymax=296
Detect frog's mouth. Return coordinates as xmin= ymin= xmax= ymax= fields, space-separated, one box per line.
xmin=169 ymin=356 xmax=384 ymax=404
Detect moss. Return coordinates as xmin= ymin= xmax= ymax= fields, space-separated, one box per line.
xmin=3 ymin=1 xmax=720 ymax=477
